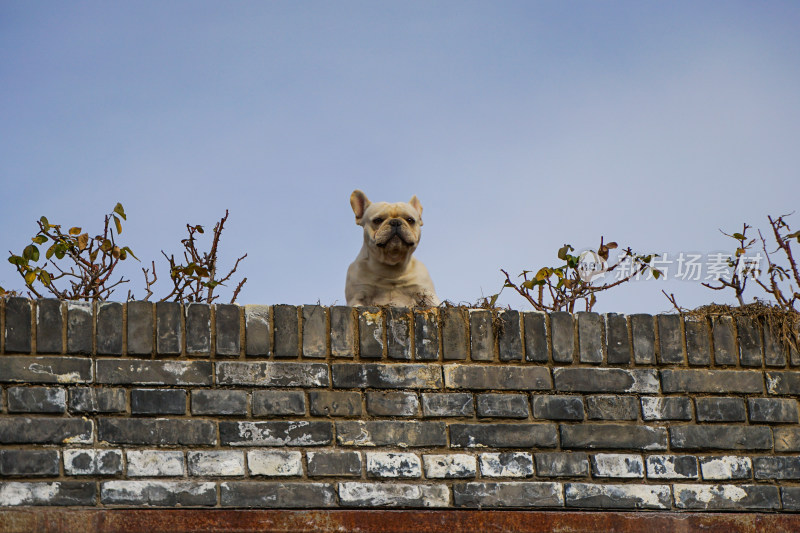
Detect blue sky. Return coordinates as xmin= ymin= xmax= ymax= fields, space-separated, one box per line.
xmin=2 ymin=1 xmax=799 ymax=312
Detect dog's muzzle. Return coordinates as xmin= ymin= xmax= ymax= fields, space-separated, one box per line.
xmin=376 ymin=220 xmax=414 ymax=247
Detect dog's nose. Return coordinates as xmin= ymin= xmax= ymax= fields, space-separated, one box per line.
xmin=389 ymin=219 xmax=402 ymax=227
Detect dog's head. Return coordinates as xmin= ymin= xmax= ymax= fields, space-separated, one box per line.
xmin=350 ymin=189 xmax=424 ymax=266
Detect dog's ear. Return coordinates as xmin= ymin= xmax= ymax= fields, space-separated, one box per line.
xmin=350 ymin=190 xmax=371 ymax=225
xmin=409 ymin=195 xmax=423 ymax=226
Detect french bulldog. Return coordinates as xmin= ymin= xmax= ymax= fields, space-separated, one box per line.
xmin=345 ymin=189 xmax=439 ymax=307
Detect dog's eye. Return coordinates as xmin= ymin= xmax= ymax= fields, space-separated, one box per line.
xmin=406 ymin=218 xmax=416 ymax=225
xmin=372 ymin=218 xmax=384 ymax=225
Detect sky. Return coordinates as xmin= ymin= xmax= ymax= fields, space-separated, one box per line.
xmin=1 ymin=1 xmax=799 ymax=313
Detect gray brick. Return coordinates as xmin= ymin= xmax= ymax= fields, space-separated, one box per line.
xmin=591 ymin=453 xmax=644 ymax=478
xmin=367 ymin=391 xmax=419 ymax=417
xmin=307 ymin=451 xmax=362 ymax=477
xmin=185 ymin=303 xmax=211 ymax=355
xmin=782 ymin=487 xmax=800 ymax=511
xmin=454 ymin=482 xmax=563 ymax=508
xmin=477 ymin=393 xmax=529 ymax=418
xmin=64 ymin=449 xmax=123 ymax=476
xmin=222 ymin=482 xmax=336 ymax=508
xmin=565 ymin=483 xmax=670 ymax=509
xmin=754 ymin=456 xmax=800 ymax=480
xmin=645 ymin=455 xmax=698 ymax=479
xmin=386 ymin=307 xmax=411 ymax=360
xmin=586 ymin=395 xmax=638 ymax=420
xmin=156 ymin=301 xmax=182 ymax=355
xmin=450 ymin=423 xmax=557 ymax=448
xmin=445 ymin=365 xmax=550 ymax=390
xmin=469 ymin=310 xmax=493 ymax=361
xmin=302 ymin=305 xmax=327 ymax=358
xmin=248 ymin=450 xmax=302 ymax=477
xmin=215 ymin=304 xmax=240 ymax=356
xmin=0 ymin=482 xmax=95 ymax=506
xmin=0 ymin=356 xmax=91 ymax=384
xmin=126 ymin=301 xmax=154 ymax=356
xmin=712 ymin=316 xmax=737 ymax=365
xmin=336 ymin=421 xmax=447 ymax=447
xmin=775 ymin=428 xmax=800 ymax=452
xmin=220 ymin=420 xmax=332 ymax=446
xmin=695 ymin=397 xmax=746 ymax=422
xmin=98 ymin=418 xmax=216 ymax=446
xmin=673 ymin=484 xmax=779 ymax=510
xmin=69 ymin=387 xmax=126 ymax=414
xmin=577 ymin=312 xmax=602 ymax=364
xmin=339 ymin=482 xmax=448 ymax=508
xmin=98 ymin=359 xmax=211 ymax=385
xmin=3 ymin=298 xmax=32 ymax=353
xmin=36 ymin=299 xmax=63 ymax=354
xmin=479 ymin=452 xmax=533 ymax=478
xmin=423 ymin=454 xmax=476 ymax=479
xmin=641 ymin=397 xmax=692 ymax=421
xmin=550 ymin=312 xmax=575 ymax=363
xmin=657 ymin=314 xmax=684 ymax=364
xmin=534 ymin=452 xmax=590 ymax=477
xmin=330 ymin=306 xmax=355 ymax=358
xmin=253 ymin=390 xmax=306 ymax=416
xmin=191 ymin=389 xmax=247 ymax=416
xmin=523 ymin=312 xmax=548 ymax=362
xmin=217 ymin=361 xmax=328 ymax=387
xmin=414 ymin=308 xmax=439 ymax=360
xmin=96 ymin=302 xmax=122 ymax=355
xmin=670 ymin=425 xmax=772 ymax=450
xmin=126 ymin=450 xmax=185 ymax=477
xmin=554 ymin=368 xmax=658 ymax=393
xmin=244 ymin=305 xmax=271 ymax=357
xmin=560 ymin=424 xmax=667 ymax=450
xmin=630 ymin=314 xmax=655 ymax=365
xmin=7 ymin=386 xmax=66 ymax=413
xmin=309 ymin=391 xmax=362 ymax=417
xmin=532 ymin=395 xmax=584 ymax=421
xmin=685 ymin=316 xmax=711 ymax=365
xmin=273 ymin=304 xmax=299 ymax=357
xmin=700 ymin=455 xmax=752 ymax=480
xmin=605 ymin=314 xmax=630 ymax=365
xmin=737 ymin=316 xmax=763 ymax=366
xmin=333 ymin=363 xmax=441 ymax=389
xmin=66 ymin=302 xmax=93 ymax=355
xmin=499 ymin=310 xmax=523 ymax=361
xmin=102 ymin=480 xmax=216 ymax=506
xmin=366 ymin=452 xmax=421 ymax=478
xmin=131 ymin=388 xmax=187 ymax=415
xmin=421 ymin=393 xmax=473 ymax=417
xmin=358 ymin=307 xmax=384 ymax=358
xmin=766 ymin=371 xmax=800 ymax=394
xmin=0 ymin=417 xmax=92 ymax=444
xmin=441 ymin=307 xmax=467 ymax=361
xmin=661 ymin=369 xmax=763 ymax=393
xmin=187 ymin=451 xmax=245 ymax=477
xmin=749 ymin=397 xmax=799 ymax=423
xmin=764 ymin=324 xmax=788 ymax=367
xmin=0 ymin=450 xmax=59 ymax=476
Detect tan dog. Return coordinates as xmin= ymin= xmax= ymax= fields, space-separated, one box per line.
xmin=346 ymin=190 xmax=439 ymax=307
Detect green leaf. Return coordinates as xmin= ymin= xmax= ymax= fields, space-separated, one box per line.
xmin=24 ymin=270 xmax=36 ymax=285
xmin=69 ymin=227 xmax=82 ymax=235
xmin=521 ymin=280 xmax=535 ymax=290
xmin=32 ymin=235 xmax=48 ymax=244
xmin=8 ymin=255 xmax=26 ymax=267
xmin=113 ymin=202 xmax=126 ymax=220
xmin=77 ymin=233 xmax=89 ymax=251
xmin=46 ymin=243 xmax=56 ymax=259
xmin=39 ymin=216 xmax=49 ymax=227
xmin=23 ymin=244 xmax=40 ymax=262
xmin=100 ymin=239 xmax=112 ymax=252
xmin=732 ymin=232 xmax=745 ymax=240
xmin=121 ymin=246 xmax=139 ymax=261
xmin=39 ymin=270 xmax=51 ymax=286
xmin=196 ymin=225 xmax=204 ymax=234
xmin=55 ymin=246 xmax=66 ymax=260
xmin=557 ymin=244 xmax=572 ymax=261
xmin=113 ymin=216 xmax=122 ymax=235
xmin=488 ymin=293 xmax=499 ymax=307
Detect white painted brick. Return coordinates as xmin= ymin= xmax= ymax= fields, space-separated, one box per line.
xmin=247 ymin=450 xmax=302 ymax=477
xmin=64 ymin=449 xmax=122 ymax=476
xmin=366 ymin=452 xmax=421 ymax=478
xmin=592 ymin=454 xmax=644 ymax=478
xmin=188 ymin=451 xmax=245 ymax=477
xmin=645 ymin=455 xmax=698 ymax=479
xmin=339 ymin=482 xmax=449 ymax=507
xmin=479 ymin=453 xmax=533 ymax=478
xmin=423 ymin=454 xmax=476 ymax=479
xmin=700 ymin=456 xmax=752 ymax=480
xmin=127 ymin=450 xmax=185 ymax=477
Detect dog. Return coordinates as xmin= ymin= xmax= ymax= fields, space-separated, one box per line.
xmin=345 ymin=189 xmax=439 ymax=307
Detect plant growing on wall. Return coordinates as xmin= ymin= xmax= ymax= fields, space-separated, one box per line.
xmin=490 ymin=237 xmax=661 ymax=312
xmin=6 ymin=203 xmax=137 ymax=301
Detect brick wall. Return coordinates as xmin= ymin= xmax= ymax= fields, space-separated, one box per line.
xmin=1 ymin=297 xmax=799 ymax=512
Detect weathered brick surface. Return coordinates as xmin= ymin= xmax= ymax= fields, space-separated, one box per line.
xmin=330 ymin=306 xmax=355 ymax=357
xmin=127 ymin=450 xmax=185 ymax=477
xmin=468 ymin=310 xmax=493 ymax=361
xmin=0 ymin=482 xmax=96 ymax=506
xmin=244 ymin=305 xmax=271 ymax=356
xmin=339 ymin=482 xmax=448 ymax=508
xmin=748 ymin=397 xmax=799 ymax=423
xmin=445 ymin=365 xmax=550 ymax=390
xmin=646 ymin=455 xmax=698 ymax=480
xmin=550 ymin=312 xmax=575 ymax=363
xmin=630 ymin=314 xmax=655 ymax=365
xmin=532 ymin=395 xmax=584 ymax=421
xmin=553 ymin=368 xmax=658 ymax=393
xmin=334 ymin=363 xmax=440 ymax=389
xmin=131 ymin=388 xmax=187 ymax=415
xmin=222 ymin=482 xmax=336 ymax=508
xmin=253 ymin=390 xmax=306 ymax=416
xmin=479 ymin=452 xmax=533 ymax=478
xmin=0 ymin=356 xmax=92 ymax=384
xmin=423 ymin=454 xmax=476 ymax=479
xmin=98 ymin=418 xmax=216 ymax=446
xmin=476 ymin=393 xmax=529 ymax=419
xmin=661 ymin=369 xmax=763 ymax=393
xmin=386 ymin=307 xmax=411 ymax=360
xmin=640 ymin=396 xmax=693 ymax=421
xmin=498 ymin=310 xmax=523 ymax=361
xmin=657 ymin=314 xmax=684 ymax=364
xmin=7 ymin=386 xmax=66 ymax=413
xmin=565 ymin=483 xmax=671 ymax=509
xmin=185 ymin=303 xmax=211 ymax=355
xmin=454 ymin=482 xmax=563 ymax=508
xmin=366 ymin=452 xmax=421 ymax=478
xmin=215 ymin=304 xmax=240 ymax=356
xmin=712 ymin=316 xmax=737 ymax=365
xmin=670 ymin=425 xmax=772 ymax=450
xmin=577 ymin=312 xmax=602 ymax=364
xmin=337 ymin=421 xmax=446 ymax=448
xmin=591 ymin=453 xmax=644 ymax=478
xmin=217 ymin=361 xmax=328 ymax=387
xmin=102 ymin=481 xmax=216 ymax=506
xmin=69 ymin=387 xmax=126 ymax=414
xmin=302 ymin=305 xmax=327 ymax=358
xmin=737 ymin=317 xmax=763 ymax=367
xmin=0 ymin=450 xmax=60 ymax=476
xmin=96 ymin=302 xmax=122 ymax=355
xmin=586 ymin=395 xmax=638 ymax=420
xmin=4 ymin=298 xmax=32 ymax=353
xmin=685 ymin=317 xmax=711 ymax=366
xmin=126 ymin=301 xmax=153 ymax=355
xmin=272 ymin=305 xmax=299 ymax=358
xmin=695 ymin=397 xmax=746 ymax=422
xmin=366 ymin=391 xmax=419 ymax=417
xmin=0 ymin=417 xmax=92 ymax=444
xmin=36 ymin=299 xmax=63 ymax=354
xmin=561 ymin=424 xmax=667 ymax=450
xmin=605 ymin=314 xmax=630 ymax=365
xmin=156 ymin=302 xmax=182 ymax=355
xmin=414 ymin=309 xmax=439 ymax=361
xmin=523 ymin=312 xmax=548 ymax=362
xmin=699 ymin=455 xmax=752 ymax=480
xmin=534 ymin=452 xmax=590 ymax=477
xmin=98 ymin=359 xmax=211 ymax=385
xmin=309 ymin=391 xmax=362 ymax=417
xmin=441 ymin=307 xmax=467 ymax=361
xmin=307 ymin=451 xmax=362 ymax=477
xmin=248 ymin=450 xmax=303 ymax=477
xmin=673 ymin=484 xmax=780 ymax=510
xmin=187 ymin=451 xmax=245 ymax=477
xmin=64 ymin=449 xmax=123 ymax=476
xmin=421 ymin=393 xmax=473 ymax=417
xmin=220 ymin=421 xmax=332 ymax=446
xmin=66 ymin=302 xmax=93 ymax=355
xmin=191 ymin=390 xmax=247 ymax=416
xmin=450 ymin=423 xmax=557 ymax=448
xmin=358 ymin=307 xmax=384 ymax=358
